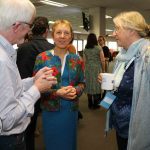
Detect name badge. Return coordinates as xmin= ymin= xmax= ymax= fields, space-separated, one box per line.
xmin=99 ymin=92 xmax=116 ymax=109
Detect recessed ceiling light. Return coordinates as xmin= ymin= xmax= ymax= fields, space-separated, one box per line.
xmin=40 ymin=0 xmax=68 ymax=7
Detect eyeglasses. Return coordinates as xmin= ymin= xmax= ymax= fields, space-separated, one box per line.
xmin=20 ymin=22 xmax=34 ymax=30
xmin=114 ymin=26 xmax=122 ymax=33
xmin=13 ymin=21 xmax=34 ymax=30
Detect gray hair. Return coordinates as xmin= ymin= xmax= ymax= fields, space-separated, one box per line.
xmin=113 ymin=11 xmax=150 ymax=38
xmin=0 ymin=0 xmax=36 ymax=30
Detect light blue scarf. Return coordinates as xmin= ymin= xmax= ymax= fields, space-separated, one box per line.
xmin=116 ymin=38 xmax=145 ymax=62
xmin=113 ymin=38 xmax=145 ymax=89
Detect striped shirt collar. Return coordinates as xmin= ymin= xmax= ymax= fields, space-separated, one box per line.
xmin=0 ymin=35 xmax=16 ymax=62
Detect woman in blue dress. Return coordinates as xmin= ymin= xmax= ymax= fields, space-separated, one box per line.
xmin=33 ymin=20 xmax=85 ymax=150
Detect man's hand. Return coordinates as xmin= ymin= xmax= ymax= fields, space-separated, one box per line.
xmin=34 ymin=67 xmax=57 ymax=93
xmin=34 ymin=67 xmax=53 ymax=81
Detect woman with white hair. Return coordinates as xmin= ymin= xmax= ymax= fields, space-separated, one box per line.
xmin=98 ymin=11 xmax=150 ymax=150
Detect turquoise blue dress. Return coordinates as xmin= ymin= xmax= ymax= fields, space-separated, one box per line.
xmin=33 ymin=50 xmax=85 ymax=150
xmin=42 ymin=60 xmax=78 ymax=150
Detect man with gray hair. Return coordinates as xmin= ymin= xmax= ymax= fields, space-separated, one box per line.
xmin=17 ymin=16 xmax=54 ymax=150
xmin=0 ymin=0 xmax=57 ymax=149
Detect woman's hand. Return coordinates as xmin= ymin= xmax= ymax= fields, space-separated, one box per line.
xmin=98 ymin=73 xmax=103 ymax=83
xmin=56 ymin=86 xmax=77 ymax=100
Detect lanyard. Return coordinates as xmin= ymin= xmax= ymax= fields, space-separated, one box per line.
xmin=125 ymin=56 xmax=135 ymax=71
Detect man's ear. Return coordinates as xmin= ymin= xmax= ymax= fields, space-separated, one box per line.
xmin=12 ymin=22 xmax=21 ymax=33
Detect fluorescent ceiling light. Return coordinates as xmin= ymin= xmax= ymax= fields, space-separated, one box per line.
xmin=107 ymin=34 xmax=113 ymax=37
xmin=79 ymin=26 xmax=84 ymax=28
xmin=40 ymin=0 xmax=68 ymax=7
xmin=73 ymin=31 xmax=82 ymax=34
xmin=48 ymin=21 xmax=55 ymax=24
xmin=105 ymin=15 xmax=112 ymax=19
xmin=106 ymin=29 xmax=113 ymax=32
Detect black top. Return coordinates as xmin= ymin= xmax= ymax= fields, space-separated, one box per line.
xmin=102 ymin=46 xmax=110 ymax=58
xmin=17 ymin=35 xmax=54 ymax=79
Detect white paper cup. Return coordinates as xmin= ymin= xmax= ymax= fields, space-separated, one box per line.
xmin=101 ymin=73 xmax=114 ymax=90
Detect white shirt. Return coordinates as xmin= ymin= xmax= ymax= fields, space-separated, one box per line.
xmin=0 ymin=35 xmax=40 ymax=135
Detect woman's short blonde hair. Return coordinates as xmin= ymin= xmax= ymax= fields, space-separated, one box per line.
xmin=113 ymin=11 xmax=150 ymax=37
xmin=51 ymin=19 xmax=73 ymax=38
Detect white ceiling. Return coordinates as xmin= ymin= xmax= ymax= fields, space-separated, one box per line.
xmin=31 ymin=0 xmax=150 ymax=35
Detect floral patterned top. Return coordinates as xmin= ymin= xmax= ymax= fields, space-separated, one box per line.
xmin=33 ymin=49 xmax=85 ymax=111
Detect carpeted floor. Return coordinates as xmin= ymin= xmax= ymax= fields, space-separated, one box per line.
xmin=77 ymin=94 xmax=117 ymax=150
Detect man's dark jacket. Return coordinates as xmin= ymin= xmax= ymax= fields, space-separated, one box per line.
xmin=17 ymin=35 xmax=54 ymax=78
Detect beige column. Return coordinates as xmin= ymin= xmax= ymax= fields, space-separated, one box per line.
xmin=89 ymin=7 xmax=106 ymax=37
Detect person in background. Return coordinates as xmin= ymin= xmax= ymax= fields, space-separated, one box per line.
xmin=98 ymin=11 xmax=150 ymax=150
xmin=33 ymin=19 xmax=85 ymax=150
xmin=98 ymin=35 xmax=112 ymax=72
xmin=17 ymin=16 xmax=54 ymax=150
xmin=98 ymin=35 xmax=112 ymax=98
xmin=78 ymin=51 xmax=84 ymax=61
xmin=17 ymin=16 xmax=54 ymax=78
xmin=24 ymin=33 xmax=33 ymax=43
xmin=84 ymin=33 xmax=105 ymax=109
xmin=0 ymin=0 xmax=57 ymax=149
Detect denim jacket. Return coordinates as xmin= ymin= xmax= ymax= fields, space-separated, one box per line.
xmin=127 ymin=40 xmax=150 ymax=150
xmin=33 ymin=49 xmax=85 ymax=112
xmin=104 ymin=39 xmax=150 ymax=150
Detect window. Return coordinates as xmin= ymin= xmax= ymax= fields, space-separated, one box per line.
xmin=47 ymin=38 xmax=54 ymax=44
xmin=78 ymin=40 xmax=83 ymax=51
xmin=13 ymin=44 xmax=18 ymax=50
xmin=73 ymin=40 xmax=77 ymax=52
xmin=83 ymin=40 xmax=87 ymax=50
xmin=108 ymin=42 xmax=117 ymax=51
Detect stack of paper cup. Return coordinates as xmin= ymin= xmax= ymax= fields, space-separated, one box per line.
xmin=101 ymin=73 xmax=114 ymax=90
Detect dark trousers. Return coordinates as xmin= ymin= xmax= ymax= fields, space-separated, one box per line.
xmin=116 ymin=132 xmax=128 ymax=150
xmin=102 ymin=90 xmax=106 ymax=99
xmin=0 ymin=132 xmax=26 ymax=150
xmin=87 ymin=94 xmax=101 ymax=109
xmin=87 ymin=94 xmax=93 ymax=109
xmin=25 ymin=113 xmax=38 ymax=150
xmin=78 ymin=110 xmax=83 ymax=119
xmin=25 ymin=100 xmax=41 ymax=150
